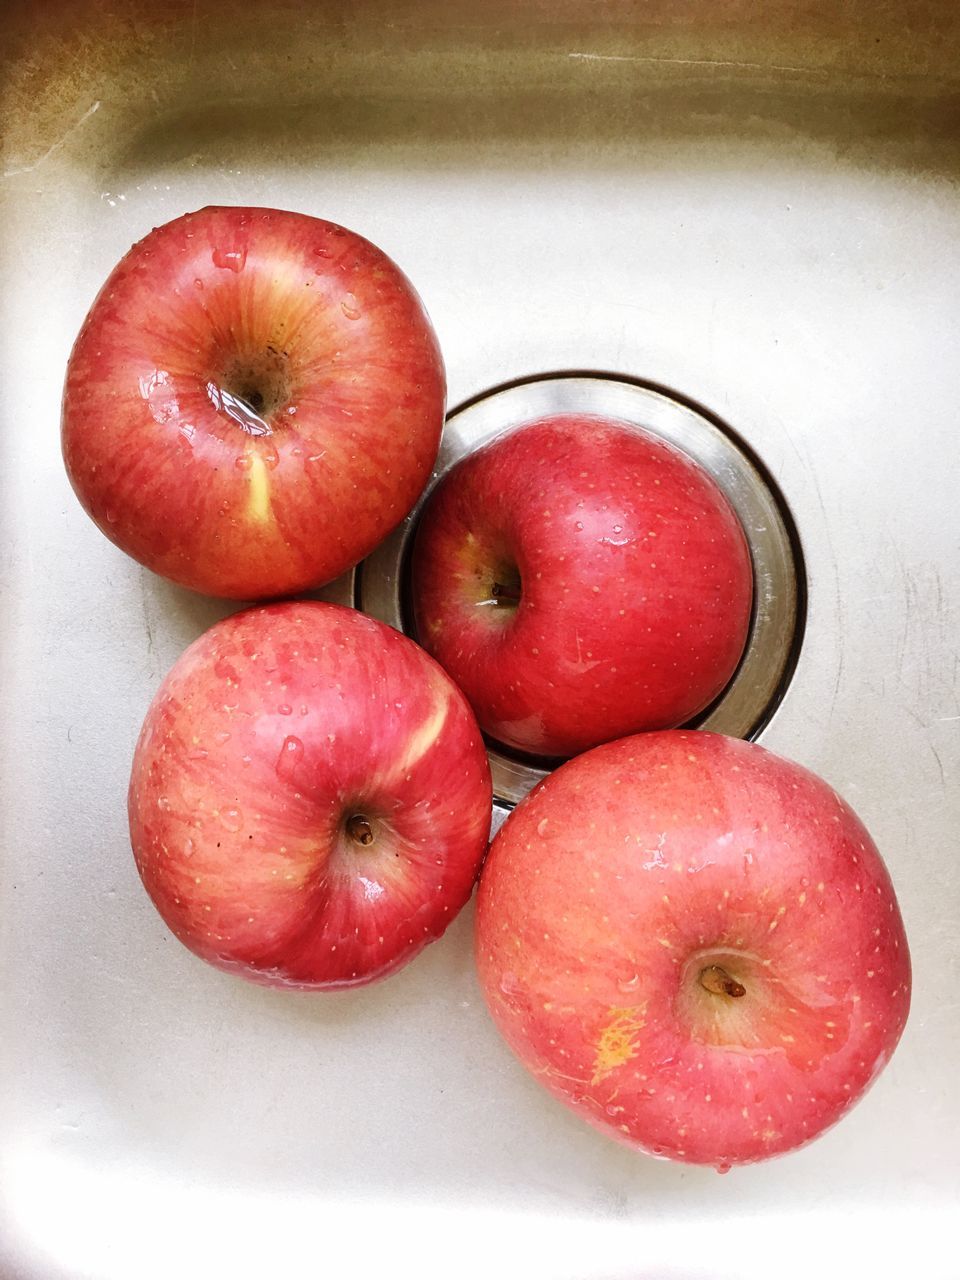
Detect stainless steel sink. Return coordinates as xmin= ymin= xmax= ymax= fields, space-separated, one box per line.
xmin=2 ymin=4 xmax=958 ymax=1277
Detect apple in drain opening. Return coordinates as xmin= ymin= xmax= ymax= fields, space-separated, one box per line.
xmin=476 ymin=731 xmax=911 ymax=1166
xmin=410 ymin=414 xmax=753 ymax=759
xmin=128 ymin=601 xmax=492 ymax=989
xmin=62 ymin=206 xmax=445 ymax=599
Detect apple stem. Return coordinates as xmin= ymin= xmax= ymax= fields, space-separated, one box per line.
xmin=346 ymin=814 xmax=375 ymax=847
xmin=491 ymin=582 xmax=521 ymax=605
xmin=699 ymin=965 xmax=746 ymax=998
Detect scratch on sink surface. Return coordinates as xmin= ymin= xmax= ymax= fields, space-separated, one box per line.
xmin=139 ymin=570 xmax=159 ymax=675
xmin=567 ymin=52 xmax=819 ymax=75
xmin=830 ymin=644 xmax=845 ymax=718
xmin=901 ymin=703 xmax=926 ymax=732
xmin=930 ymin=744 xmax=946 ymax=789
xmin=891 ymin=536 xmax=911 ymax=681
xmin=2 ymin=100 xmax=101 ymax=179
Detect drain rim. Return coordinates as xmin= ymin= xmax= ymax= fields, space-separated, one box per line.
xmin=358 ymin=373 xmax=805 ymax=809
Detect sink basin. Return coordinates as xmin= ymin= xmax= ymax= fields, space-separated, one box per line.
xmin=2 ymin=3 xmax=958 ymax=1276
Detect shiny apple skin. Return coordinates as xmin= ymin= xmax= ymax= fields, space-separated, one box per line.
xmin=411 ymin=414 xmax=752 ymax=758
xmin=129 ymin=602 xmax=492 ymax=989
xmin=476 ymin=731 xmax=910 ymax=1166
xmin=63 ymin=206 xmax=445 ymax=599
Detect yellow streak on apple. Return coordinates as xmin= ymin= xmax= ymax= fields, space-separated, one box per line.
xmin=394 ymin=677 xmax=452 ymax=776
xmin=246 ymin=452 xmax=273 ymax=524
xmin=591 ymin=1005 xmax=647 ymax=1085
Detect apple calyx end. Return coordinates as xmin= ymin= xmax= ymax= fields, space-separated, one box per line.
xmin=699 ymin=964 xmax=746 ymax=999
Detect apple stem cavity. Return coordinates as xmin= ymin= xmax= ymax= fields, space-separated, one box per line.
xmin=699 ymin=964 xmax=746 ymax=999
xmin=488 ymin=562 xmax=522 ymax=607
xmin=346 ymin=814 xmax=375 ymax=847
xmin=206 ymin=380 xmax=274 ymax=437
xmin=491 ymin=581 xmax=522 ymax=605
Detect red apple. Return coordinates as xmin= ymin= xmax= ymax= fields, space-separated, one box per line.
xmin=128 ymin=601 xmax=492 ymax=989
xmin=476 ymin=731 xmax=910 ymax=1166
xmin=410 ymin=414 xmax=752 ymax=758
xmin=62 ymin=206 xmax=445 ymax=599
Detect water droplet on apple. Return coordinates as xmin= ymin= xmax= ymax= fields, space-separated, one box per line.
xmin=278 ymin=703 xmax=292 ymax=716
xmin=276 ymin=735 xmax=304 ymax=782
xmin=715 ymin=1161 xmax=732 ymax=1175
xmin=138 ymin=370 xmax=166 ymax=400
xmin=214 ymin=731 xmax=231 ymax=745
xmin=193 ymin=277 xmax=204 ymax=290
xmin=212 ymin=245 xmax=247 ymax=272
xmin=604 ymin=1103 xmax=619 ymax=1117
xmin=219 ymin=807 xmax=243 ymax=832
xmin=500 ymin=971 xmax=521 ymax=996
xmin=340 ymin=293 xmax=361 ymax=320
xmin=575 ymin=521 xmax=584 ymax=531
xmin=235 ymin=454 xmax=253 ymax=471
xmin=261 ymin=442 xmax=280 ymax=470
xmin=184 ymin=838 xmax=195 ymax=858
xmin=105 ymin=508 xmax=119 ymax=525
xmin=617 ymin=973 xmax=640 ymax=993
xmin=157 ymin=795 xmax=171 ymax=811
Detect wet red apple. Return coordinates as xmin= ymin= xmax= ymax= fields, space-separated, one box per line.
xmin=129 ymin=601 xmax=492 ymax=989
xmin=410 ymin=414 xmax=752 ymax=758
xmin=63 ymin=206 xmax=445 ymax=599
xmin=476 ymin=731 xmax=911 ymax=1166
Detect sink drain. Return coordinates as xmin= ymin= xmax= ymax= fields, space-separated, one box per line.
xmin=358 ymin=374 xmax=805 ymax=809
